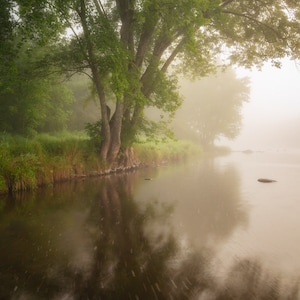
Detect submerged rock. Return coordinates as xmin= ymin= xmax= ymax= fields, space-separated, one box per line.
xmin=257 ymin=178 xmax=277 ymax=183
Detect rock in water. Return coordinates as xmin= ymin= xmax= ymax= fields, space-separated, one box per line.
xmin=257 ymin=178 xmax=277 ymax=183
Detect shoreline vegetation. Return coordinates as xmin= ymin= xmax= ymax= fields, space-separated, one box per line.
xmin=0 ymin=132 xmax=212 ymax=195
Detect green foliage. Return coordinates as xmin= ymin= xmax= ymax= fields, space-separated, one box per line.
xmin=0 ymin=133 xmax=43 ymax=157
xmin=84 ymin=121 xmax=103 ymax=150
xmin=0 ymin=132 xmax=91 ymax=192
xmin=134 ymin=139 xmax=203 ymax=164
xmin=16 ymin=0 xmax=65 ymax=46
xmin=0 ymin=1 xmax=75 ymax=136
xmin=34 ymin=131 xmax=88 ymax=156
xmin=1 ymin=0 xmax=299 ymax=163
xmin=0 ymin=134 xmax=40 ymax=191
xmin=0 ymin=75 xmax=74 ymax=135
xmin=0 ymin=131 xmax=201 ymax=193
xmin=67 ymin=74 xmax=101 ymax=131
xmin=213 ymin=1 xmax=300 ymax=68
xmin=4 ymin=154 xmax=39 ymax=191
xmin=174 ymin=68 xmax=250 ymax=147
xmin=149 ymin=72 xmax=182 ymax=115
xmin=0 ymin=0 xmax=17 ymax=82
xmin=138 ymin=119 xmax=175 ymax=143
xmin=36 ymin=82 xmax=74 ymax=132
xmin=0 ymin=38 xmax=75 ymax=135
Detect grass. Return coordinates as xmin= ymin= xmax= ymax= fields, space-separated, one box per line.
xmin=0 ymin=132 xmax=203 ymax=193
xmin=0 ymin=132 xmax=92 ymax=193
xmin=34 ymin=131 xmax=88 ymax=156
xmin=133 ymin=138 xmax=203 ymax=165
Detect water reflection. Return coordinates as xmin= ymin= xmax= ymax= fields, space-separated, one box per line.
xmin=217 ymin=259 xmax=300 ymax=299
xmin=0 ymin=167 xmax=299 ymax=299
xmin=184 ymin=159 xmax=248 ymax=244
xmin=136 ymin=159 xmax=248 ymax=248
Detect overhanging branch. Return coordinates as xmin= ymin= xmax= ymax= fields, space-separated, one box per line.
xmin=92 ymin=0 xmax=107 ymax=17
xmin=222 ymin=9 xmax=284 ymax=39
xmin=161 ymin=38 xmax=186 ymax=73
xmin=219 ymin=0 xmax=235 ymax=7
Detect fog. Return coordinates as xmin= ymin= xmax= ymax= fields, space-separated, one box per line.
xmin=219 ymin=59 xmax=300 ymax=152
xmin=75 ymin=57 xmax=299 ymax=152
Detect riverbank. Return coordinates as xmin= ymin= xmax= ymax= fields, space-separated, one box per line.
xmin=0 ymin=132 xmax=203 ymax=194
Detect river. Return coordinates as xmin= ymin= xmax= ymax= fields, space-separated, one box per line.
xmin=1 ymin=150 xmax=300 ymax=299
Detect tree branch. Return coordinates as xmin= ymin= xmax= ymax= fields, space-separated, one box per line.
xmin=93 ymin=0 xmax=108 ymax=17
xmin=135 ymin=13 xmax=159 ymax=68
xmin=222 ymin=9 xmax=283 ymax=39
xmin=115 ymin=0 xmax=135 ymax=53
xmin=161 ymin=38 xmax=186 ymax=73
xmin=140 ymin=33 xmax=173 ymax=97
xmin=219 ymin=0 xmax=235 ymax=7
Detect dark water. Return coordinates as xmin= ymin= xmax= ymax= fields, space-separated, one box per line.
xmin=1 ymin=151 xmax=300 ymax=299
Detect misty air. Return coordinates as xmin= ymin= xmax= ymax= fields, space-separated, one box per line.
xmin=1 ymin=1 xmax=300 ymax=299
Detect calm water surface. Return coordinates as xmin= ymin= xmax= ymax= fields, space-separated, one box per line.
xmin=1 ymin=151 xmax=300 ymax=299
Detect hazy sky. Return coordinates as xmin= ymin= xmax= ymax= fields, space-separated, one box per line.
xmin=220 ymin=59 xmax=300 ymax=151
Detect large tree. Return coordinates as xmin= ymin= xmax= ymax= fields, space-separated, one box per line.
xmin=10 ymin=0 xmax=300 ymax=166
xmin=174 ymin=69 xmax=250 ymax=148
xmin=0 ymin=1 xmax=75 ymax=135
xmin=0 ymin=40 xmax=74 ymax=135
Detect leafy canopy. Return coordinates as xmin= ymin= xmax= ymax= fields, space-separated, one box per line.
xmin=1 ymin=0 xmax=299 ymax=155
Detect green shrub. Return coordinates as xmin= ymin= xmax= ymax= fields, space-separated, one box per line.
xmin=2 ymin=153 xmax=39 ymax=192
xmin=0 ymin=131 xmax=93 ymax=192
xmin=84 ymin=121 xmax=103 ymax=150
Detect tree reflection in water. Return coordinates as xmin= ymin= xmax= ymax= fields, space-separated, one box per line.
xmin=0 ymin=172 xmax=299 ymax=299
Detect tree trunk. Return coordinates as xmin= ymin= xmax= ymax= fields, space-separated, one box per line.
xmin=92 ymin=68 xmax=111 ymax=163
xmin=107 ymin=100 xmax=124 ymax=164
xmin=77 ymin=0 xmax=111 ymax=163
